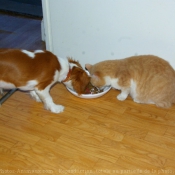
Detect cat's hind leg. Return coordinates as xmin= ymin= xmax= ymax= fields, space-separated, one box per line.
xmin=155 ymin=101 xmax=172 ymax=108
xmin=132 ymin=97 xmax=171 ymax=108
xmin=149 ymin=94 xmax=172 ymax=108
xmin=133 ymin=98 xmax=142 ymax=104
xmin=133 ymin=98 xmax=154 ymax=104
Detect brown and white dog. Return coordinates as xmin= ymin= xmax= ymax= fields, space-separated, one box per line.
xmin=0 ymin=49 xmax=90 ymax=113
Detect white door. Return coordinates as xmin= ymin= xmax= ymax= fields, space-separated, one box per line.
xmin=42 ymin=0 xmax=175 ymax=68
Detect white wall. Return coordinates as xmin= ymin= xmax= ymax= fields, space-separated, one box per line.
xmin=42 ymin=0 xmax=175 ymax=68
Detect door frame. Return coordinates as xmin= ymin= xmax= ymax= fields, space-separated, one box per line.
xmin=41 ymin=0 xmax=53 ymax=51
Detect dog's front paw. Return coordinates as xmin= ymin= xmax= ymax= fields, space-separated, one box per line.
xmin=117 ymin=94 xmax=127 ymax=101
xmin=30 ymin=91 xmax=42 ymax=102
xmin=47 ymin=104 xmax=64 ymax=113
xmin=0 ymin=88 xmax=4 ymax=95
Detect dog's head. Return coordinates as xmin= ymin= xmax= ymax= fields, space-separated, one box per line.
xmin=62 ymin=58 xmax=90 ymax=95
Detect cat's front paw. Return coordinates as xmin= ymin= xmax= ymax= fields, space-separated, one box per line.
xmin=117 ymin=94 xmax=127 ymax=101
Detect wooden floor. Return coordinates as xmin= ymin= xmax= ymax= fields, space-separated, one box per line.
xmin=0 ymin=13 xmax=175 ymax=175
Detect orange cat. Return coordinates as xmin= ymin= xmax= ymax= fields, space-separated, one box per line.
xmin=85 ymin=55 xmax=175 ymax=108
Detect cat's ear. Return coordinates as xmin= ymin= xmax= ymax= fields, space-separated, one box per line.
xmin=85 ymin=64 xmax=92 ymax=71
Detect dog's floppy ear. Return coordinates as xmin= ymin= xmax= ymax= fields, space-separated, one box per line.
xmin=71 ymin=67 xmax=90 ymax=95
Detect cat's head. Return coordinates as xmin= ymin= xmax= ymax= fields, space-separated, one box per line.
xmin=85 ymin=63 xmax=106 ymax=88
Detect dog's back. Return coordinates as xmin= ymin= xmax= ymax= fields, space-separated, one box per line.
xmin=0 ymin=49 xmax=61 ymax=90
